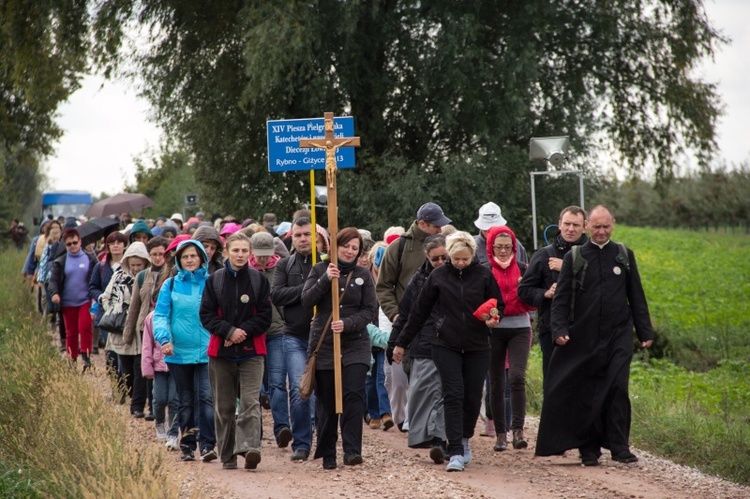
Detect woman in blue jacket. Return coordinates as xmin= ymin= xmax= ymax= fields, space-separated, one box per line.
xmin=153 ymin=239 xmax=217 ymax=463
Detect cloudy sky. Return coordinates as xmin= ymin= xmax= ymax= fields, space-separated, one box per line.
xmin=46 ymin=1 xmax=749 ymax=196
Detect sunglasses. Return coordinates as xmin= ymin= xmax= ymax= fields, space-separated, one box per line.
xmin=429 ymin=255 xmax=448 ymax=263
xmin=65 ymin=240 xmax=80 ymax=247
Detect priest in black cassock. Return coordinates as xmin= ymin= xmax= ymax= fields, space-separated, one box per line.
xmin=535 ymin=205 xmax=654 ymax=466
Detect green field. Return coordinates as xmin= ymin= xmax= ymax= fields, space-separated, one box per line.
xmin=616 ymin=225 xmax=750 ymax=367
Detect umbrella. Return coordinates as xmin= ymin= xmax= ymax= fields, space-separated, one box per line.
xmin=85 ymin=193 xmax=155 ymax=218
xmin=55 ymin=217 xmax=122 ymax=258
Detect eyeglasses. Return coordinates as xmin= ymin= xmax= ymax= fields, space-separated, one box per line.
xmin=65 ymin=240 xmax=80 ymax=247
xmin=493 ymin=245 xmax=513 ymax=251
xmin=429 ymin=255 xmax=448 ymax=263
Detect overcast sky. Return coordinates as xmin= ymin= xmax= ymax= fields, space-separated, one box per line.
xmin=46 ymin=1 xmax=749 ymax=196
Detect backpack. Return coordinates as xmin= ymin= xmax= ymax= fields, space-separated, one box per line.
xmin=569 ymin=242 xmax=629 ymax=322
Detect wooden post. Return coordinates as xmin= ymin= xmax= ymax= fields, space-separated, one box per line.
xmin=299 ymin=112 xmax=360 ymax=414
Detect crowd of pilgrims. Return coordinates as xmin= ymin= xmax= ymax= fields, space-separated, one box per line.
xmin=21 ymin=203 xmax=552 ymax=472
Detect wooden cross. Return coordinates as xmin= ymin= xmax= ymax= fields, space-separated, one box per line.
xmin=299 ymin=112 xmax=360 ymax=414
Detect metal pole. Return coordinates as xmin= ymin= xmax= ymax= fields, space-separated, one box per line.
xmin=578 ymin=171 xmax=585 ymax=210
xmin=530 ymin=173 xmax=538 ymax=250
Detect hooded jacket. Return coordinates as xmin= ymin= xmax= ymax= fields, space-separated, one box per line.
xmin=391 ymin=259 xmax=439 ymax=359
xmin=101 ymin=242 xmax=151 ymax=355
xmin=486 ymin=226 xmax=534 ymax=317
xmin=402 ymin=259 xmax=503 ymax=352
xmin=153 ymin=240 xmax=211 ymax=364
xmin=271 ymin=252 xmax=320 ymax=342
xmin=192 ymin=225 xmax=225 ymax=273
xmin=129 ymin=220 xmax=153 ymax=243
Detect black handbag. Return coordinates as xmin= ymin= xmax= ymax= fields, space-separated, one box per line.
xmin=99 ymin=305 xmax=128 ymax=333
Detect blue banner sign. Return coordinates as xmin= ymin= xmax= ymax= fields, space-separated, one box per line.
xmin=267 ymin=116 xmax=356 ymax=172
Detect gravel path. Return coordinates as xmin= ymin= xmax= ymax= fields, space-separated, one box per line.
xmin=73 ymin=334 xmax=749 ymax=499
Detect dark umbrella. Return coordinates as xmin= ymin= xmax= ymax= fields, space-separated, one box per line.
xmin=55 ymin=217 xmax=121 ymax=258
xmin=85 ymin=193 xmax=155 ymax=218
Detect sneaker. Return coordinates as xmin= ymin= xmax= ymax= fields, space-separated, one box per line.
xmin=155 ymin=423 xmax=167 ymax=441
xmin=368 ymin=418 xmax=382 ymax=430
xmin=244 ymin=450 xmax=261 ymax=470
xmin=483 ymin=418 xmax=496 ymax=437
xmin=611 ymin=450 xmax=639 ymax=463
xmin=276 ymin=427 xmax=293 ymax=448
xmin=165 ymin=435 xmax=180 ymax=451
xmin=290 ymin=449 xmax=310 ymax=462
xmin=381 ymin=413 xmax=394 ymax=431
xmin=343 ymin=453 xmax=363 ymax=466
xmin=462 ymin=438 xmax=472 ymax=466
xmin=512 ymin=429 xmax=528 ymax=449
xmin=429 ymin=445 xmax=445 ymax=464
xmin=323 ymin=456 xmax=337 ymax=470
xmin=446 ymin=455 xmax=464 ymax=472
xmin=180 ymin=450 xmax=195 ymax=461
xmin=145 ymin=412 xmax=155 ymax=422
xmin=581 ymin=453 xmax=600 ymax=466
xmin=223 ymin=457 xmax=238 ymax=470
xmin=132 ymin=410 xmax=145 ymax=419
xmin=201 ymin=448 xmax=218 ymax=463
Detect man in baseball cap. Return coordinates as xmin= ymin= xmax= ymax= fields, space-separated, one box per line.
xmin=416 ymin=202 xmax=452 ymax=229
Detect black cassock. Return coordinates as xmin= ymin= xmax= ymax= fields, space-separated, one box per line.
xmin=535 ymin=240 xmax=653 ymax=456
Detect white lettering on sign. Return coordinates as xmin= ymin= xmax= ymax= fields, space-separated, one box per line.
xmin=276 ymin=159 xmax=297 ymax=167
xmin=286 ymin=124 xmax=306 ymax=132
xmin=302 ymin=157 xmax=325 ymax=165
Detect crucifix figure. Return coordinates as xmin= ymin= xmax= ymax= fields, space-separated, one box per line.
xmin=300 ymin=113 xmax=360 ymax=188
xmin=298 ymin=112 xmax=360 ymax=414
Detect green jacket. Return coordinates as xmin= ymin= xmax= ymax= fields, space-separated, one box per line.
xmin=375 ymin=220 xmax=431 ymax=322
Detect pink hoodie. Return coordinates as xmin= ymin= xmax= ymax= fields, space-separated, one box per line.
xmin=141 ymin=311 xmax=169 ymax=378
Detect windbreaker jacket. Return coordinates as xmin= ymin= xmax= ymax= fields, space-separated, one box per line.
xmin=402 ymin=259 xmax=503 ymax=352
xmin=153 ymin=240 xmax=211 ymax=364
xmin=271 ymin=252 xmax=318 ymax=342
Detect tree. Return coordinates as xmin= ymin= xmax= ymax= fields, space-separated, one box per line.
xmin=93 ymin=0 xmax=724 ymax=239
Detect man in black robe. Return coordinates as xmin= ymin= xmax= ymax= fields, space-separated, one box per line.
xmin=535 ymin=205 xmax=653 ymax=466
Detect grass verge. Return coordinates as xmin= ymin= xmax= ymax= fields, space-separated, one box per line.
xmin=0 ymin=249 xmax=182 ymax=497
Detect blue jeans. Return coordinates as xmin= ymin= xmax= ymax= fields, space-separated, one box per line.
xmin=167 ymin=362 xmax=215 ymax=453
xmin=283 ymin=334 xmax=313 ymax=452
xmin=365 ymin=350 xmax=392 ymax=419
xmin=153 ymin=371 xmax=179 ymax=437
xmin=266 ymin=334 xmax=289 ymax=438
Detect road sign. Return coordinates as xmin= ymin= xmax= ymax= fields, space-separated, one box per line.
xmin=185 ymin=194 xmax=198 ymax=204
xmin=266 ymin=116 xmax=356 ymax=172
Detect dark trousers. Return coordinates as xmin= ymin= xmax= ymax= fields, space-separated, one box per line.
xmin=313 ymin=364 xmax=368 ymax=460
xmin=432 ymin=345 xmax=490 ymax=457
xmin=539 ymin=331 xmax=553 ymax=383
xmin=489 ymin=327 xmax=530 ymax=434
xmin=168 ymin=362 xmax=215 ymax=453
xmin=118 ymin=354 xmax=147 ymax=413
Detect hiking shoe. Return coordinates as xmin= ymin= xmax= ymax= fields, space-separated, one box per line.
xmin=429 ymin=445 xmax=445 ymax=464
xmin=446 ymin=455 xmax=464 ymax=472
xmin=512 ymin=429 xmax=528 ymax=449
xmin=493 ymin=435 xmax=507 ymax=452
xmin=155 ymin=423 xmax=167 ymax=441
xmin=145 ymin=412 xmax=155 ymax=422
xmin=180 ymin=450 xmax=195 ymax=462
xmin=322 ymin=456 xmax=337 ymax=470
xmin=132 ymin=410 xmax=145 ymax=419
xmin=368 ymin=418 xmax=382 ymax=430
xmin=381 ymin=413 xmax=395 ymax=431
xmin=201 ymin=448 xmax=218 ymax=463
xmin=343 ymin=453 xmax=363 ymax=466
xmin=462 ymin=438 xmax=472 ymax=465
xmin=260 ymin=393 xmax=271 ymax=410
xmin=611 ymin=450 xmax=639 ymax=463
xmin=276 ymin=427 xmax=293 ymax=448
xmin=223 ymin=457 xmax=238 ymax=470
xmin=165 ymin=436 xmax=180 ymax=451
xmin=244 ymin=450 xmax=261 ymax=470
xmin=290 ymin=449 xmax=310 ymax=462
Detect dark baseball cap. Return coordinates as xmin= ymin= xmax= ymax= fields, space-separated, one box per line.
xmin=416 ymin=202 xmax=451 ymax=227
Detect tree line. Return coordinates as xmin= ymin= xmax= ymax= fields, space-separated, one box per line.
xmin=1 ymin=0 xmax=731 ymax=237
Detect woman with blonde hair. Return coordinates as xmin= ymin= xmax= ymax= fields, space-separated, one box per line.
xmin=399 ymin=231 xmax=502 ymax=472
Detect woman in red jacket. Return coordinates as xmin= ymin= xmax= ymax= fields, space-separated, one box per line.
xmin=486 ymin=226 xmax=535 ymax=452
